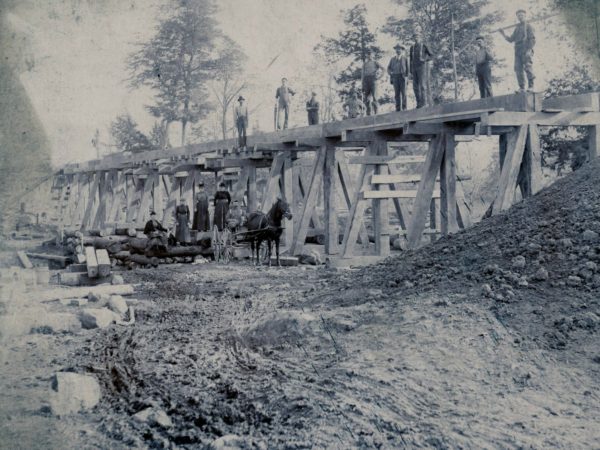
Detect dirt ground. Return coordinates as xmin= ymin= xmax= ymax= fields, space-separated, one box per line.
xmin=2 ymin=160 xmax=600 ymax=449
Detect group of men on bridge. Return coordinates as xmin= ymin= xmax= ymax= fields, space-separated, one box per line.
xmin=232 ymin=9 xmax=535 ymax=147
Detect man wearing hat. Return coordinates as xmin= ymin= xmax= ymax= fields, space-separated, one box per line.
xmin=409 ymin=28 xmax=433 ymax=108
xmin=500 ymin=9 xmax=536 ymax=92
xmin=144 ymin=210 xmax=169 ymax=252
xmin=361 ymin=50 xmax=383 ymax=116
xmin=213 ymin=182 xmax=231 ymax=231
xmin=193 ymin=182 xmax=210 ymax=232
xmin=474 ymin=36 xmax=494 ymax=98
xmin=234 ymin=95 xmax=248 ymax=148
xmin=275 ymin=77 xmax=296 ymax=129
xmin=387 ymin=43 xmax=410 ymax=111
xmin=306 ymin=91 xmax=320 ymax=125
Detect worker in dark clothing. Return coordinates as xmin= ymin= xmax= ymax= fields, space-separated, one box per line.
xmin=500 ymin=9 xmax=536 ymax=92
xmin=234 ymin=96 xmax=248 ymax=148
xmin=409 ymin=30 xmax=433 ymax=108
xmin=306 ymin=92 xmax=320 ymax=125
xmin=388 ymin=43 xmax=410 ymax=111
xmin=193 ymin=182 xmax=210 ymax=232
xmin=144 ymin=210 xmax=167 ymax=235
xmin=213 ymin=182 xmax=231 ymax=231
xmin=362 ymin=50 xmax=383 ymax=115
xmin=474 ymin=36 xmax=494 ymax=98
xmin=175 ymin=200 xmax=191 ymax=244
xmin=275 ymin=78 xmax=296 ymax=129
xmin=144 ymin=210 xmax=169 ymax=253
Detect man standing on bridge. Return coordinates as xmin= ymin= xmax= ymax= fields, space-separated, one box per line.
xmin=306 ymin=91 xmax=320 ymax=125
xmin=500 ymin=9 xmax=536 ymax=92
xmin=362 ymin=50 xmax=383 ymax=116
xmin=474 ymin=36 xmax=494 ymax=98
xmin=234 ymin=95 xmax=248 ymax=148
xmin=387 ymin=43 xmax=410 ymax=111
xmin=409 ymin=28 xmax=433 ymax=108
xmin=275 ymin=77 xmax=296 ymax=130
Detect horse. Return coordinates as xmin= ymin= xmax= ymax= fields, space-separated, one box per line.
xmin=245 ymin=198 xmax=292 ymax=266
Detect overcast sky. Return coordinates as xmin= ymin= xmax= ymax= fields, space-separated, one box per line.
xmin=5 ymin=0 xmax=583 ymax=166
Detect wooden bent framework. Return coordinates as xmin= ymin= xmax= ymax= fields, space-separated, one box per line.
xmin=55 ymin=92 xmax=600 ymax=262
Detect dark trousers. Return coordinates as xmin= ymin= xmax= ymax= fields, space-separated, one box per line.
xmin=391 ymin=75 xmax=407 ymax=111
xmin=236 ymin=118 xmax=247 ymax=147
xmin=515 ymin=49 xmax=534 ymax=90
xmin=277 ymin=103 xmax=290 ymax=129
xmin=308 ymin=111 xmax=319 ymax=125
xmin=412 ymin=65 xmax=428 ymax=108
xmin=476 ymin=64 xmax=493 ymax=98
xmin=362 ymin=75 xmax=378 ymax=115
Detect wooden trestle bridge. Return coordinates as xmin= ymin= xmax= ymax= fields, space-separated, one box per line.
xmin=54 ymin=91 xmax=600 ymax=264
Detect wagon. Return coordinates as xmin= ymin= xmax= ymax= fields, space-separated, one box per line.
xmin=211 ymin=225 xmax=275 ymax=264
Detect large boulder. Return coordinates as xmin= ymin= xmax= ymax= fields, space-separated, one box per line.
xmin=49 ymin=372 xmax=101 ymax=415
xmin=79 ymin=308 xmax=120 ymax=329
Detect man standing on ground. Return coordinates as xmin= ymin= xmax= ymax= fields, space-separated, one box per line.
xmin=275 ymin=78 xmax=295 ymax=129
xmin=362 ymin=50 xmax=383 ymax=116
xmin=500 ymin=9 xmax=536 ymax=92
xmin=388 ymin=43 xmax=410 ymax=111
xmin=234 ymin=96 xmax=248 ymax=148
xmin=306 ymin=92 xmax=320 ymax=125
xmin=474 ymin=36 xmax=494 ymax=98
xmin=409 ymin=29 xmax=433 ymax=108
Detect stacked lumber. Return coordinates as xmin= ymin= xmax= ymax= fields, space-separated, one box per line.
xmin=58 ymin=227 xmax=214 ymax=271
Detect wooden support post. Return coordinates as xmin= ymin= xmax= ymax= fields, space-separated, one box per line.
xmin=125 ymin=176 xmax=144 ymax=223
xmin=456 ymin=179 xmax=472 ymax=228
xmin=440 ymin=133 xmax=458 ymax=235
xmin=340 ymin=163 xmax=375 ymax=257
xmin=336 ymin=153 xmax=370 ymax=248
xmin=492 ymin=125 xmax=528 ymax=214
xmin=372 ymin=140 xmax=390 ymax=257
xmin=232 ymin=167 xmax=250 ymax=203
xmin=163 ymin=175 xmax=182 ymax=226
xmin=107 ymin=171 xmax=126 ymax=224
xmin=136 ymin=173 xmax=159 ymax=228
xmin=589 ymin=125 xmax=600 ymax=160
xmin=406 ymin=134 xmax=446 ymax=249
xmin=91 ymin=171 xmax=108 ymax=229
xmin=299 ymin=167 xmax=324 ymax=230
xmin=292 ymin=163 xmax=302 ymax=230
xmin=291 ymin=148 xmax=325 ymax=255
xmin=283 ymin=156 xmax=295 ymax=251
xmin=261 ymin=154 xmax=285 ymax=212
xmin=522 ymin=124 xmax=542 ymax=197
xmin=499 ymin=133 xmax=508 ymax=169
xmin=247 ymin=164 xmax=257 ymax=212
xmin=323 ymin=142 xmax=339 ymax=256
xmin=81 ymin=172 xmax=100 ymax=230
xmin=68 ymin=174 xmax=83 ymax=227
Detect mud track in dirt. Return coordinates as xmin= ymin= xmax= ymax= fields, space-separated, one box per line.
xmin=69 ymin=259 xmax=599 ymax=449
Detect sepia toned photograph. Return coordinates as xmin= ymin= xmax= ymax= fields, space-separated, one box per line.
xmin=1 ymin=0 xmax=599 ymax=448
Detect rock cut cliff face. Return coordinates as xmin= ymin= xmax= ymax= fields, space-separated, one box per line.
xmin=0 ymin=13 xmax=53 ymax=233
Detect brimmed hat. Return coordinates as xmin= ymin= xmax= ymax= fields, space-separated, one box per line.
xmin=311 ymin=91 xmax=317 ymax=95
xmin=393 ymin=43 xmax=405 ymax=50
xmin=198 ymin=181 xmax=204 ymax=187
xmin=516 ymin=9 xmax=526 ymax=14
xmin=238 ymin=95 xmax=245 ymax=101
xmin=476 ymin=35 xmax=485 ymax=41
xmin=150 ymin=210 xmax=156 ymax=216
xmin=219 ymin=182 xmax=226 ymax=188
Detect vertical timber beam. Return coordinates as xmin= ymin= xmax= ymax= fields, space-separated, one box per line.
xmin=372 ymin=140 xmax=390 ymax=257
xmin=323 ymin=141 xmax=339 ymax=256
xmin=81 ymin=172 xmax=100 ymax=230
xmin=283 ymin=156 xmax=295 ymax=251
xmin=407 ymin=134 xmax=445 ymax=249
xmin=492 ymin=125 xmax=528 ymax=214
xmin=163 ymin=174 xmax=183 ymax=226
xmin=247 ymin=164 xmax=257 ymax=212
xmin=136 ymin=173 xmax=159 ymax=228
xmin=440 ymin=133 xmax=458 ymax=235
xmin=291 ymin=147 xmax=325 ymax=255
xmin=336 ymin=153 xmax=370 ymax=248
xmin=126 ymin=176 xmax=144 ymax=223
xmin=261 ymin=154 xmax=285 ymax=212
xmin=341 ymin=147 xmax=376 ymax=258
